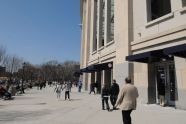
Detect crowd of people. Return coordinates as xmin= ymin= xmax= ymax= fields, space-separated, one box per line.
xmin=53 ymin=80 xmax=83 ymax=100
xmin=1 ymin=76 xmax=139 ymax=124
xmin=0 ymin=79 xmax=33 ymax=100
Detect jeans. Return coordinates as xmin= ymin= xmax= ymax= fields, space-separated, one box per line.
xmin=102 ymin=97 xmax=110 ymax=111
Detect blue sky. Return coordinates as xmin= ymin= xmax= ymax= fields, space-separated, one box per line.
xmin=0 ymin=0 xmax=81 ymax=64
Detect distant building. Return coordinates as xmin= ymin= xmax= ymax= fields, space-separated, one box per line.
xmin=80 ymin=0 xmax=186 ymax=109
xmin=0 ymin=66 xmax=7 ymax=80
xmin=0 ymin=66 xmax=6 ymax=73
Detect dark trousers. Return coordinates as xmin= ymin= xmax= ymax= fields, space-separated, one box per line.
xmin=89 ymin=89 xmax=95 ymax=94
xmin=122 ymin=110 xmax=132 ymax=124
xmin=65 ymin=91 xmax=70 ymax=100
xmin=102 ymin=97 xmax=110 ymax=110
xmin=110 ymin=96 xmax=117 ymax=108
xmin=78 ymin=86 xmax=82 ymax=92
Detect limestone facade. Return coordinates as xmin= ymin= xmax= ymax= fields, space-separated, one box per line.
xmin=80 ymin=0 xmax=186 ymax=109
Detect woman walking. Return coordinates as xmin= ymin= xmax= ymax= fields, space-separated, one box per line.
xmin=54 ymin=83 xmax=63 ymax=100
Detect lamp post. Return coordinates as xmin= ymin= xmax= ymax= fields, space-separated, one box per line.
xmin=21 ymin=62 xmax=26 ymax=94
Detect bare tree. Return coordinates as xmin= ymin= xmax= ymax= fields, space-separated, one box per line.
xmin=40 ymin=60 xmax=80 ymax=82
xmin=3 ymin=55 xmax=24 ymax=73
xmin=61 ymin=61 xmax=80 ymax=81
xmin=41 ymin=60 xmax=59 ymax=81
xmin=0 ymin=45 xmax=6 ymax=65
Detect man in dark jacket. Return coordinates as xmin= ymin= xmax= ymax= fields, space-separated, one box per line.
xmin=89 ymin=82 xmax=95 ymax=94
xmin=110 ymin=79 xmax=120 ymax=110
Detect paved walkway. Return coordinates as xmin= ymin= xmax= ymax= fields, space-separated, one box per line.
xmin=0 ymin=86 xmax=186 ymax=124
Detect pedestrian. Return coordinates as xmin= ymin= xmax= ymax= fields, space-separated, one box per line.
xmin=78 ymin=80 xmax=82 ymax=92
xmin=158 ymin=78 xmax=165 ymax=107
xmin=95 ymin=80 xmax=101 ymax=93
xmin=39 ymin=81 xmax=43 ymax=90
xmin=110 ymin=79 xmax=120 ymax=110
xmin=89 ymin=82 xmax=95 ymax=94
xmin=115 ymin=77 xmax=139 ymax=124
xmin=36 ymin=81 xmax=40 ymax=90
xmin=63 ymin=81 xmax=71 ymax=100
xmin=54 ymin=83 xmax=63 ymax=100
xmin=0 ymin=85 xmax=11 ymax=99
xmin=20 ymin=80 xmax=25 ymax=94
xmin=68 ymin=80 xmax=72 ymax=92
xmin=101 ymin=84 xmax=110 ymax=111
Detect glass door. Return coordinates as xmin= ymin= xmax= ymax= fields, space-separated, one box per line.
xmin=156 ymin=62 xmax=175 ymax=106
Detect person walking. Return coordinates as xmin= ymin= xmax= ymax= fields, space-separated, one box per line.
xmin=78 ymin=80 xmax=83 ymax=92
xmin=89 ymin=82 xmax=95 ymax=94
xmin=95 ymin=80 xmax=101 ymax=94
xmin=110 ymin=79 xmax=120 ymax=110
xmin=115 ymin=77 xmax=139 ymax=124
xmin=54 ymin=83 xmax=63 ymax=100
xmin=63 ymin=81 xmax=71 ymax=100
xmin=101 ymin=84 xmax=110 ymax=111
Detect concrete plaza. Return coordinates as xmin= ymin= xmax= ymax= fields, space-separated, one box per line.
xmin=0 ymin=86 xmax=186 ymax=124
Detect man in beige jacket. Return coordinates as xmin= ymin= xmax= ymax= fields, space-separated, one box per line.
xmin=115 ymin=77 xmax=139 ymax=124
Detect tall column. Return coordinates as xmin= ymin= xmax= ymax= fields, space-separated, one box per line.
xmin=170 ymin=0 xmax=182 ymax=11
xmin=104 ymin=0 xmax=111 ymax=44
xmin=90 ymin=0 xmax=97 ymax=53
xmin=95 ymin=72 xmax=97 ymax=82
xmin=80 ymin=0 xmax=86 ymax=69
xmin=81 ymin=0 xmax=92 ymax=91
xmin=81 ymin=0 xmax=87 ymax=91
xmin=115 ymin=0 xmax=133 ymax=86
xmin=84 ymin=0 xmax=91 ymax=64
xmin=102 ymin=70 xmax=105 ymax=86
xmin=97 ymin=0 xmax=103 ymax=49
